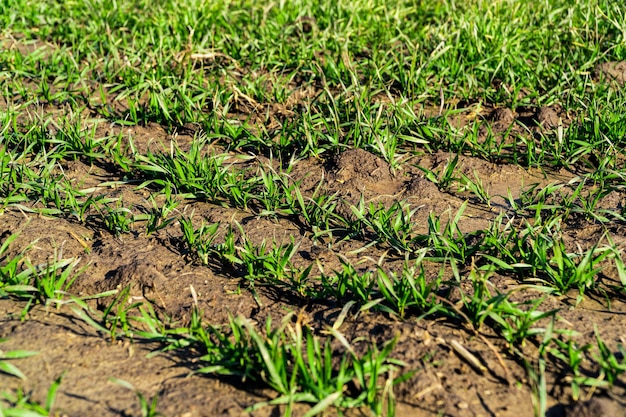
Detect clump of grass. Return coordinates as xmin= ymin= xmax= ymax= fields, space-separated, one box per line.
xmin=192 ymin=312 xmax=409 ymax=416
xmin=0 ymin=372 xmax=64 ymax=417
xmin=0 ymin=231 xmax=84 ymax=307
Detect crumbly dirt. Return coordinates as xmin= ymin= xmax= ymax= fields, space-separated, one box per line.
xmin=595 ymin=61 xmax=626 ymax=86
xmin=2 ymin=53 xmax=626 ymax=417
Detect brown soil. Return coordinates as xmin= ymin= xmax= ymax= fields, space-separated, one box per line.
xmin=595 ymin=61 xmax=626 ymax=86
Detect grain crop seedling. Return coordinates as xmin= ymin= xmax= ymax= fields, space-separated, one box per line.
xmin=140 ymin=184 xmax=180 ymax=236
xmin=0 ymin=373 xmax=64 ymax=417
xmin=1 ymin=0 xmax=626 ymax=416
xmin=109 ymin=378 xmax=163 ymax=417
xmin=0 ymin=338 xmax=38 ymax=380
xmin=179 ymin=216 xmax=222 ymax=266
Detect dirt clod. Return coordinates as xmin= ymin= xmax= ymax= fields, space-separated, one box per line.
xmin=491 ymin=107 xmax=515 ymax=126
xmin=537 ymin=106 xmax=561 ymax=128
xmin=564 ymin=397 xmax=625 ymax=417
xmin=594 ymin=61 xmax=626 ymax=86
xmin=330 ymin=148 xmax=392 ymax=183
xmin=96 ymin=260 xmax=169 ymax=309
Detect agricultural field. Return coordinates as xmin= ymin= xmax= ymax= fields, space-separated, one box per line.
xmin=1 ymin=0 xmax=626 ymax=416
